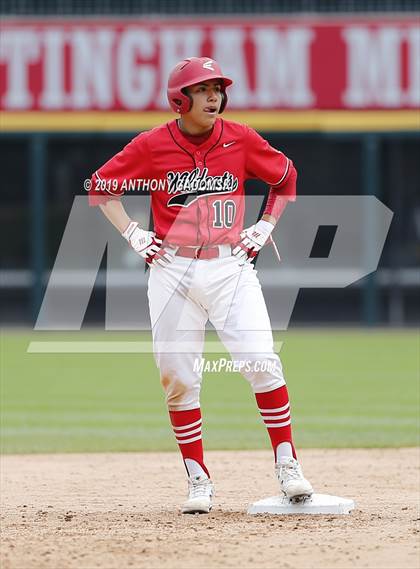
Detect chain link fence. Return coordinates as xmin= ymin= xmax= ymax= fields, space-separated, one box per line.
xmin=1 ymin=0 xmax=419 ymax=15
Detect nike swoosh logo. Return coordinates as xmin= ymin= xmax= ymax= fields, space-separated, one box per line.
xmin=223 ymin=141 xmax=236 ymax=148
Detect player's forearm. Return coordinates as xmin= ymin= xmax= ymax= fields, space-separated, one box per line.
xmin=261 ymin=162 xmax=296 ymax=226
xmin=99 ymin=199 xmax=131 ymax=234
xmin=261 ymin=213 xmax=277 ymax=226
xmin=262 ymin=197 xmax=288 ymax=227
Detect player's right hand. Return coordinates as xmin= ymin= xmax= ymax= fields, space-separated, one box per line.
xmin=121 ymin=221 xmax=173 ymax=267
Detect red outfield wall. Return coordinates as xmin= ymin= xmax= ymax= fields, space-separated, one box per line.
xmin=0 ymin=17 xmax=419 ymax=112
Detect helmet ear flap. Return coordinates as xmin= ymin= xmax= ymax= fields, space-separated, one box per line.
xmin=181 ymin=88 xmax=193 ymax=112
xmin=169 ymin=90 xmax=191 ymax=114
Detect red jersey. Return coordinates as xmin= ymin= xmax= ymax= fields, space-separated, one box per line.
xmin=89 ymin=118 xmax=296 ymax=246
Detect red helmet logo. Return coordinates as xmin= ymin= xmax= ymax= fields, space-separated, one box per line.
xmin=167 ymin=57 xmax=233 ymax=114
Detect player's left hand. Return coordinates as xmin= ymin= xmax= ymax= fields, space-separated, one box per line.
xmin=232 ymin=219 xmax=274 ymax=263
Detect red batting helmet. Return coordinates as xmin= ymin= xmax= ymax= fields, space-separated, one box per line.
xmin=167 ymin=57 xmax=233 ymax=114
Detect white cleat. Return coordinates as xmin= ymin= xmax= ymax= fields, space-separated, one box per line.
xmin=275 ymin=457 xmax=314 ymax=502
xmin=181 ymin=474 xmax=214 ymax=514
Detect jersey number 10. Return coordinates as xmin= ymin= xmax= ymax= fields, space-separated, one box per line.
xmin=212 ymin=199 xmax=236 ymax=228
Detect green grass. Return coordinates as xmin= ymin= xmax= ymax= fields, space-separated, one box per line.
xmin=1 ymin=329 xmax=418 ymax=454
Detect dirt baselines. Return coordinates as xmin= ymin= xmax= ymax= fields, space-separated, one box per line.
xmin=1 ymin=448 xmax=419 ymax=569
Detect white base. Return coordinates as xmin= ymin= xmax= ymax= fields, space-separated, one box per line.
xmin=248 ymin=493 xmax=355 ymax=515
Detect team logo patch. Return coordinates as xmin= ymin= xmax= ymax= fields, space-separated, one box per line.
xmin=166 ymin=167 xmax=238 ymax=207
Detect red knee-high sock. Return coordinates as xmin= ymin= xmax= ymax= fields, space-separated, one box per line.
xmin=255 ymin=385 xmax=297 ymax=460
xmin=169 ymin=407 xmax=210 ymax=478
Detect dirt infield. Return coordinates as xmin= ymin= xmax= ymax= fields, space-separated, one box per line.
xmin=1 ymin=448 xmax=419 ymax=569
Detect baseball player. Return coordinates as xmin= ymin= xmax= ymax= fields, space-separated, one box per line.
xmin=90 ymin=57 xmax=313 ymax=514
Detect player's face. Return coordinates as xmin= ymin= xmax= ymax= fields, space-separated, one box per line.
xmin=182 ymin=80 xmax=223 ymax=133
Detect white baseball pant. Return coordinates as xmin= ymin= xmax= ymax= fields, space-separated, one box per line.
xmin=147 ymin=247 xmax=285 ymax=410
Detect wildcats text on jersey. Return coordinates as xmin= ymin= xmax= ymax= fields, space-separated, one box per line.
xmin=166 ymin=167 xmax=239 ymax=207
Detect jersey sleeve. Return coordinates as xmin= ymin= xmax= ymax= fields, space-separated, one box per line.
xmin=245 ymin=127 xmax=296 ymax=200
xmin=88 ymin=134 xmax=151 ymax=206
